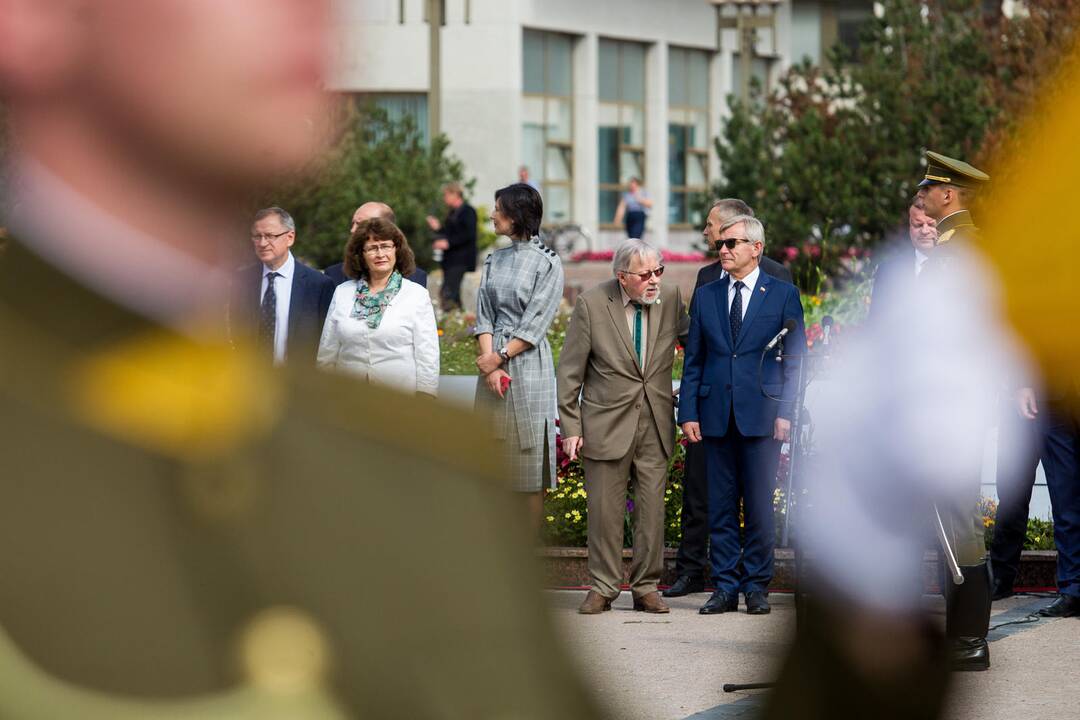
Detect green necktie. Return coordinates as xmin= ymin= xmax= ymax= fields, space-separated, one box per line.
xmin=632 ymin=302 xmax=643 ymax=367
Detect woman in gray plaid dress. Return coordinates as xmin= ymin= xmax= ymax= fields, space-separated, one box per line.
xmin=474 ymin=184 xmax=564 ymax=515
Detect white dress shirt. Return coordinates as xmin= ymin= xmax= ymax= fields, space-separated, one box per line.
xmin=261 ymin=252 xmax=294 ymax=365
xmin=726 ymin=265 xmax=761 ymax=319
xmin=914 ymin=249 xmax=929 ymax=277
xmin=316 ymin=278 xmax=440 ymax=396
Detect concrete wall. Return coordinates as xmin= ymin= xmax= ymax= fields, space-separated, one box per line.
xmin=329 ymin=1 xmax=863 ymax=251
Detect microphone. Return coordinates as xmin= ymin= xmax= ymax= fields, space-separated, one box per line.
xmin=821 ymin=315 xmax=834 ymax=347
xmin=765 ymin=319 xmax=799 ymax=352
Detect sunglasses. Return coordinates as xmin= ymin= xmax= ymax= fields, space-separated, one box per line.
xmin=717 ymin=238 xmax=754 ymax=250
xmin=620 ymin=265 xmax=665 ymax=281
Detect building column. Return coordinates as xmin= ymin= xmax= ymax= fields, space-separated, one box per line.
xmin=573 ymin=33 xmax=599 ymax=240
xmin=708 ymin=49 xmax=727 ymax=190
xmin=645 ymin=40 xmax=668 ymax=249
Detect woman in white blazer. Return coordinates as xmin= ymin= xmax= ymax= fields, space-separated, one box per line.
xmin=317 ymin=218 xmax=439 ymax=396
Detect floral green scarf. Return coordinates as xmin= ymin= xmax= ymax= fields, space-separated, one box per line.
xmin=351 ymin=270 xmax=402 ymax=329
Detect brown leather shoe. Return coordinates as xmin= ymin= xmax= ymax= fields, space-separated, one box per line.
xmin=578 ymin=590 xmax=613 ymax=615
xmin=632 ymin=591 xmax=670 ymax=614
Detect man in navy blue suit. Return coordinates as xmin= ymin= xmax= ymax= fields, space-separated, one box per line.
xmin=324 ymin=202 xmax=428 ymax=288
xmin=678 ymin=214 xmax=805 ymax=616
xmin=237 ymin=206 xmax=335 ymax=365
xmin=666 ymin=198 xmax=793 ymax=599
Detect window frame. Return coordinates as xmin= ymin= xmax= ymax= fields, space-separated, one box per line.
xmin=522 ymin=29 xmax=575 ymax=227
xmin=598 ymin=39 xmax=648 ymax=230
xmin=667 ymin=46 xmax=711 ymax=230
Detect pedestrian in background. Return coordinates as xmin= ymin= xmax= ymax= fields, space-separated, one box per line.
xmin=426 ymin=182 xmax=477 ymax=311
xmin=613 ymin=176 xmax=652 ymax=239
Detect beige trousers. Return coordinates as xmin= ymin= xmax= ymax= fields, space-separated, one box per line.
xmin=582 ymin=401 xmax=669 ymax=598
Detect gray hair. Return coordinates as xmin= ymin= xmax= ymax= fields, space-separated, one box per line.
xmin=612 ymin=238 xmax=661 ymax=276
xmin=253 ymin=206 xmax=295 ymax=232
xmin=719 ymin=214 xmax=765 ymax=246
xmin=710 ymin=198 xmax=754 ymax=221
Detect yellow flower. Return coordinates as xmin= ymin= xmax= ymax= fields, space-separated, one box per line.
xmin=564 ymin=512 xmax=572 ymax=519
xmin=546 ymin=515 xmax=555 ymax=523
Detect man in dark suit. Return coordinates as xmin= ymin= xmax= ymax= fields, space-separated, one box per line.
xmin=426 ymin=183 xmax=477 ymax=311
xmin=665 ymin=198 xmax=793 ymax=598
xmin=324 ymin=201 xmax=428 ymax=288
xmin=241 ymin=206 xmax=335 ymax=365
xmin=678 ymin=214 xmax=805 ymax=616
xmin=867 ymin=200 xmax=937 ymax=321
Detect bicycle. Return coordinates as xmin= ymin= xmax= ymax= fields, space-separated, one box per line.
xmin=541 ymin=223 xmax=593 ymax=261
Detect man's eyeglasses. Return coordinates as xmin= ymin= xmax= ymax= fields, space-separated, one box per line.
xmin=716 ymin=238 xmax=753 ymax=250
xmin=251 ymin=230 xmax=291 ymax=243
xmin=620 ymin=265 xmax=665 ymax=281
xmin=363 ymin=243 xmax=397 ymax=256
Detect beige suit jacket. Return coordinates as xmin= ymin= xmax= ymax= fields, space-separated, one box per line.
xmin=557 ymin=279 xmax=689 ymax=461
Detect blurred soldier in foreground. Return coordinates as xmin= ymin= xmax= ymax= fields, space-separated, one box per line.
xmin=759 ymin=153 xmax=1021 ymax=719
xmin=916 ymin=152 xmax=994 ymax=671
xmin=0 ymin=1 xmax=600 ymax=718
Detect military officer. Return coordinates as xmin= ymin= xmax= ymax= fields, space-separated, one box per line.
xmin=916 ymin=150 xmax=994 ymax=671
xmin=0 ymin=1 xmax=602 ymax=718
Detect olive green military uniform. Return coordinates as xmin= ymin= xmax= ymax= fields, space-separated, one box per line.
xmin=0 ymin=238 xmax=602 ymax=719
xmin=917 ymin=151 xmax=995 ymax=669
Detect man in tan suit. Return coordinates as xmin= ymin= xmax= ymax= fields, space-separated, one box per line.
xmin=557 ymin=239 xmax=689 ymax=614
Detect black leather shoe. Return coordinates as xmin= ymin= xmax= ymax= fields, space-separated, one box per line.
xmin=745 ymin=591 xmax=771 ymax=615
xmin=950 ymin=637 xmax=990 ymax=671
xmin=663 ymin=575 xmax=706 ymax=598
xmin=991 ymin=580 xmax=1014 ymax=602
xmin=1036 ymin=594 xmax=1080 ymax=618
xmin=699 ymin=590 xmax=738 ymax=615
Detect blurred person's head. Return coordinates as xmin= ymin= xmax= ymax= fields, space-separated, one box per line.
xmin=251 ymin=207 xmax=296 ymax=270
xmin=344 ymin=218 xmax=415 ymax=283
xmin=917 ymin=183 xmax=973 ymax=221
xmin=518 ymin=166 xmax=530 ymax=182
xmin=441 ymin=182 xmax=465 ymax=209
xmin=0 ymin=0 xmax=334 ymax=251
xmin=703 ymin=198 xmax=754 ymax=251
xmin=717 ymin=215 xmax=764 ymax=280
xmin=614 ymin=239 xmax=663 ymax=305
xmin=493 ymin=183 xmax=543 ymax=240
xmin=908 ymin=204 xmax=938 ymax=253
xmin=627 ymin=177 xmax=641 ymax=193
xmin=350 ymin=202 xmax=395 ymax=235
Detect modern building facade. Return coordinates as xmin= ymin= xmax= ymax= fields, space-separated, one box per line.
xmin=331 ymin=0 xmax=873 ymax=249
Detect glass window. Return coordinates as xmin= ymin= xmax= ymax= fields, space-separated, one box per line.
xmin=547 ymin=34 xmax=573 ymax=97
xmin=668 ymin=48 xmax=688 ymax=107
xmin=523 ymin=30 xmax=545 ymax=94
xmin=668 ymin=46 xmax=710 ymax=227
xmin=522 ymin=29 xmax=575 ymax=225
xmin=598 ymin=40 xmax=620 ymax=102
xmin=597 ymin=39 xmax=649 ymax=226
xmin=359 ymin=93 xmax=430 ymax=146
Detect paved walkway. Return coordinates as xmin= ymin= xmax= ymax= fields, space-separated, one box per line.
xmin=546 ymin=591 xmax=1076 ymax=720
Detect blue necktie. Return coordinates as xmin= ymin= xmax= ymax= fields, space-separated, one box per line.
xmin=730 ymin=280 xmax=744 ymax=343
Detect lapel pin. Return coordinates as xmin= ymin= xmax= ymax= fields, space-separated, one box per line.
xmin=759 ymin=287 xmax=766 ymax=293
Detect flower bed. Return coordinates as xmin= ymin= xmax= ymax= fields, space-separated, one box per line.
xmin=544 ymin=427 xmax=1050 ymax=553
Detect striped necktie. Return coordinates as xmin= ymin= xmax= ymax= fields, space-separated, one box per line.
xmin=260 ymin=271 xmax=279 ymax=355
